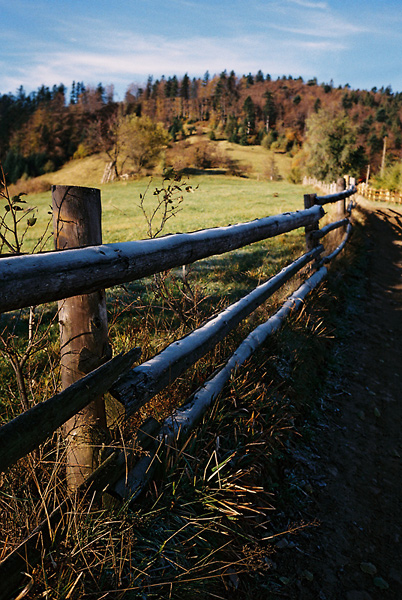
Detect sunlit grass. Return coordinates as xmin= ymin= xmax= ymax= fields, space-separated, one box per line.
xmin=21 ymin=174 xmax=311 ymax=250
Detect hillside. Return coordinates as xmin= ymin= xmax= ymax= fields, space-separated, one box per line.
xmin=1 ymin=72 xmax=401 ymax=188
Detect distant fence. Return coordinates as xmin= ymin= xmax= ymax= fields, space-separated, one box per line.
xmin=303 ymin=176 xmax=340 ymax=195
xmin=357 ymin=182 xmax=402 ymax=204
xmin=304 ymin=175 xmax=402 ymax=205
xmin=0 ymin=183 xmax=357 ymax=599
xmin=303 ymin=175 xmax=357 ymax=195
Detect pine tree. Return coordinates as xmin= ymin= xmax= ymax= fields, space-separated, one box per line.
xmin=180 ymin=73 xmax=190 ymax=100
xmin=255 ymin=70 xmax=264 ymax=83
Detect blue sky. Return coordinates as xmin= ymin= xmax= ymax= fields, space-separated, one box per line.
xmin=1 ymin=0 xmax=402 ymax=100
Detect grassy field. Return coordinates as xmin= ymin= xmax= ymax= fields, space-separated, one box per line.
xmin=13 ymin=135 xmax=298 ymax=248
xmin=21 ymin=175 xmax=310 ymax=249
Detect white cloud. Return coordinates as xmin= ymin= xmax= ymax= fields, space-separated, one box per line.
xmin=1 ymin=0 xmax=402 ymax=96
xmin=287 ymin=0 xmax=328 ymax=9
xmin=2 ymin=27 xmax=321 ymax=96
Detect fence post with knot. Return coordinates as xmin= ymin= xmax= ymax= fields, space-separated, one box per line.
xmin=52 ymin=185 xmax=111 ymax=492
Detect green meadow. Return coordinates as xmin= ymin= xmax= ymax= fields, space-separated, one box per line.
xmin=22 ymin=174 xmax=310 ymax=249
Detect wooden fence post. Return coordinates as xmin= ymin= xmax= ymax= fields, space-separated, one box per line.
xmin=336 ymin=177 xmax=346 ymax=219
xmin=52 ymin=185 xmax=111 ymax=492
xmin=304 ymin=193 xmax=319 ymax=251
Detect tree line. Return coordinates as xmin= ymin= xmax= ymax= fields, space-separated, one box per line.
xmin=1 ymin=71 xmax=401 ymax=184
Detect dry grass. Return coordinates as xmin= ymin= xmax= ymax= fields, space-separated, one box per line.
xmin=0 ymin=158 xmax=344 ymax=598
xmin=0 ymin=264 xmax=336 ymax=599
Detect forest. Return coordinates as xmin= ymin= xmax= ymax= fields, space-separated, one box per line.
xmin=1 ymin=70 xmax=401 ymax=188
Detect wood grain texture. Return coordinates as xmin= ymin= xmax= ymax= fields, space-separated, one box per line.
xmin=0 ymin=205 xmax=325 ymax=313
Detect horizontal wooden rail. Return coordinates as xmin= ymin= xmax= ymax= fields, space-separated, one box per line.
xmin=321 ymin=223 xmax=353 ymax=264
xmin=0 ymin=348 xmax=140 ymax=473
xmin=0 ymin=206 xmax=324 ymax=314
xmin=357 ymin=183 xmax=402 ymax=204
xmin=315 ymin=186 xmax=357 ymax=206
xmin=111 ymin=246 xmax=323 ymax=415
xmin=312 ymin=218 xmax=349 ymax=239
xmin=114 ymin=266 xmax=329 ymax=500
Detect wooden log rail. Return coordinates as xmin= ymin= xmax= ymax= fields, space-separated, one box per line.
xmin=0 ymin=183 xmax=358 ymax=599
xmin=113 ymin=266 xmax=329 ymax=500
xmin=357 ymin=182 xmax=402 ymax=204
xmin=0 ymin=348 xmax=140 ymax=474
xmin=111 ymin=245 xmax=324 ymax=415
xmin=0 ymin=186 xmax=356 ymax=473
xmin=321 ymin=222 xmax=353 ymax=264
xmin=0 ymin=206 xmax=324 ymax=314
xmin=312 ymin=218 xmax=350 ymax=240
xmin=315 ymin=185 xmax=357 ymax=206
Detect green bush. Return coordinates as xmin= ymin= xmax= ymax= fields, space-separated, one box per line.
xmin=287 ymin=166 xmax=302 ymax=184
xmin=373 ymin=161 xmax=402 ymax=192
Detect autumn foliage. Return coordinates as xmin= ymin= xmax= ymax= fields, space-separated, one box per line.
xmin=1 ymin=73 xmax=401 ymax=184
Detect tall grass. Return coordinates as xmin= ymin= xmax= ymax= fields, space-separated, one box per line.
xmin=1 ymin=161 xmax=340 ymax=598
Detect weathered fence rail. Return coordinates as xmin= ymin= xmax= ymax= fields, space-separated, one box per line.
xmin=0 ymin=348 xmax=140 ymax=474
xmin=357 ymin=182 xmax=402 ymax=204
xmin=304 ymin=175 xmax=402 ymax=205
xmin=0 ymin=183 xmax=357 ymax=599
xmin=114 ymin=265 xmax=329 ymax=500
xmin=0 ymin=205 xmax=324 ymax=313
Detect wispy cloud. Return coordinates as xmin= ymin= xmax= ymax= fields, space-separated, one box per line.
xmin=1 ymin=0 xmax=402 ymax=95
xmin=2 ymin=26 xmax=325 ymax=96
xmin=287 ymin=0 xmax=328 ymax=9
xmin=269 ymin=20 xmax=366 ymax=38
xmin=269 ymin=1 xmax=370 ymax=38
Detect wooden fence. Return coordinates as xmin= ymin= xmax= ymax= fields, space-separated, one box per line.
xmin=304 ymin=176 xmax=402 ymax=205
xmin=357 ymin=182 xmax=402 ymax=204
xmin=0 ymin=183 xmax=357 ymax=599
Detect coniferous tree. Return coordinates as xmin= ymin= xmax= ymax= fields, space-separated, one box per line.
xmin=70 ymin=81 xmax=76 ymax=105
xmin=263 ymin=91 xmax=277 ymax=129
xmin=180 ymin=74 xmax=190 ymax=100
xmin=170 ymin=76 xmax=179 ymax=98
xmin=243 ymin=96 xmax=255 ymax=134
xmin=255 ymin=70 xmax=264 ymax=83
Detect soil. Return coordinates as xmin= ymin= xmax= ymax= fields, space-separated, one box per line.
xmin=272 ymin=199 xmax=402 ymax=599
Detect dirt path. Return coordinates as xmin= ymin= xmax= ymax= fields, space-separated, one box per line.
xmin=273 ymin=200 xmax=402 ymax=599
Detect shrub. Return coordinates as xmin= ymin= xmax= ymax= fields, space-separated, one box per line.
xmin=373 ymin=161 xmax=402 ymax=192
xmin=263 ymin=155 xmax=282 ymax=181
xmin=287 ymin=166 xmax=302 ymax=184
xmin=165 ymin=139 xmax=250 ymax=176
xmin=72 ymin=144 xmax=90 ymax=160
xmin=10 ymin=177 xmax=52 ymax=196
xmin=261 ymin=130 xmax=277 ymax=150
xmin=190 ymin=140 xmax=215 ymax=169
